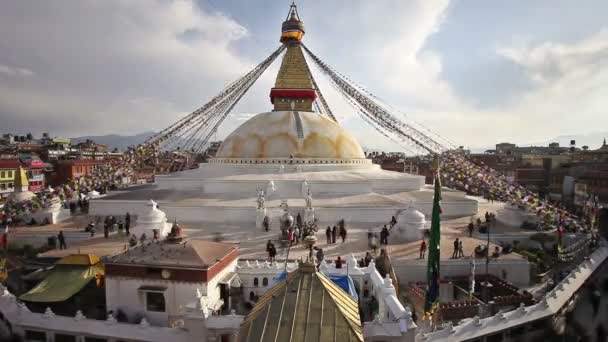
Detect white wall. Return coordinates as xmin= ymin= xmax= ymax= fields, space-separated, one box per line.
xmin=0 ymin=283 xmax=243 ymax=342
xmin=105 ymin=277 xmax=204 ymax=326
xmin=90 ymin=200 xmax=150 ymax=217
xmin=393 ymin=258 xmax=531 ymax=287
xmin=237 ymin=261 xmax=297 ymax=299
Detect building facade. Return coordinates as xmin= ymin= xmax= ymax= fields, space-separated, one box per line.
xmin=0 ymin=160 xmax=18 ymax=198
xmin=104 ymin=240 xmax=239 ymax=327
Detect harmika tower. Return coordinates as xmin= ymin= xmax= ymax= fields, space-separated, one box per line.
xmin=270 ymin=2 xmax=317 ymax=112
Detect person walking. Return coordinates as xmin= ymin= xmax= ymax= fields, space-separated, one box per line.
xmin=288 ymin=229 xmax=295 ymax=246
xmin=269 ymin=244 xmax=277 ymax=262
xmin=58 ymin=231 xmax=67 ymax=250
xmin=380 ymin=225 xmax=390 ymax=245
xmin=296 ymin=213 xmax=302 ymax=229
xmin=452 ymin=238 xmax=459 ymax=259
xmin=390 ymin=216 xmax=397 ymax=228
xmin=294 ymin=227 xmax=300 ymax=245
xmin=103 ymin=224 xmax=109 ymax=239
xmin=339 ymin=225 xmax=347 ymax=243
xmin=326 ymin=226 xmax=332 ymax=244
xmin=331 ymin=225 xmax=337 ymax=244
xmin=266 ymin=240 xmax=273 ymax=255
xmin=125 ymin=212 xmax=131 ymax=235
xmin=315 ymin=247 xmax=324 ymax=266
xmin=458 ymin=239 xmax=464 ymax=258
xmin=263 ymin=216 xmax=270 ymax=231
xmin=364 ymin=252 xmax=373 ymax=266
xmin=419 ymin=240 xmax=427 ymax=259
xmin=468 ymin=222 xmax=474 ymax=237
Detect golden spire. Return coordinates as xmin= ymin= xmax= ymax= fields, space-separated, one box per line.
xmin=270 ymin=2 xmax=316 ymax=112
xmin=14 ymin=166 xmax=29 ymax=191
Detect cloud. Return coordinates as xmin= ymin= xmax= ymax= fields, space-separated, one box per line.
xmin=409 ymin=27 xmax=608 ymax=149
xmin=331 ymin=2 xmax=608 ymax=150
xmin=486 ymin=29 xmax=608 ymax=145
xmin=0 ymin=0 xmax=605 ymax=153
xmin=497 ymin=29 xmax=608 ymax=85
xmin=0 ymin=64 xmax=34 ymax=78
xmin=0 ymin=0 xmax=252 ymax=137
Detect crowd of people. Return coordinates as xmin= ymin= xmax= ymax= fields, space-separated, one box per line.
xmin=325 ymin=220 xmax=348 ymax=244
xmin=0 ymin=143 xmax=164 ymax=226
xmin=440 ymin=151 xmax=590 ymax=234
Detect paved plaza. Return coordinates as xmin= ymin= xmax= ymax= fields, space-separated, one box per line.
xmin=39 ymin=197 xmax=526 ymax=264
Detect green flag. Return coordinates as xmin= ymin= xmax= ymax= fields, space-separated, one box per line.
xmin=424 ymin=170 xmax=442 ymax=316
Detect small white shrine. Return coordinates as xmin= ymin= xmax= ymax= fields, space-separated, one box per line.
xmin=395 ymin=205 xmax=428 ymax=241
xmin=131 ymin=200 xmax=172 ymax=239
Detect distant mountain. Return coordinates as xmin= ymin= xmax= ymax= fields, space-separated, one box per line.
xmin=470 ymin=131 xmax=608 ymax=153
xmin=71 ymin=131 xmax=155 ymax=151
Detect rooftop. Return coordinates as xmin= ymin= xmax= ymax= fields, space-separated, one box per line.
xmin=106 ymin=239 xmax=237 ymax=269
xmin=238 ymin=262 xmax=363 ymax=342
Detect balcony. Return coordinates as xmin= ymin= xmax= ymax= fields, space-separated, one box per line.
xmin=30 ymin=174 xmax=44 ymax=181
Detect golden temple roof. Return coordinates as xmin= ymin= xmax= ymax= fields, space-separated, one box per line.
xmin=238 ymin=262 xmax=363 ymax=342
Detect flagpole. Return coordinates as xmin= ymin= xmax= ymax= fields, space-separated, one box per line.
xmin=424 ymin=154 xmax=442 ymax=329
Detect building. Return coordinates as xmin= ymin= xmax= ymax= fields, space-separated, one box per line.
xmin=41 ymin=137 xmax=72 ymax=161
xmin=53 ymin=159 xmax=103 ymax=185
xmin=237 ymin=254 xmax=417 ymax=342
xmin=0 ymin=160 xmax=19 ymax=199
xmin=238 ymin=261 xmax=364 ymax=342
xmin=71 ymin=140 xmax=110 ymax=160
xmin=20 ymin=154 xmax=46 ymax=192
xmin=104 ymin=238 xmax=238 ymax=327
xmin=576 ymin=170 xmax=608 ymax=205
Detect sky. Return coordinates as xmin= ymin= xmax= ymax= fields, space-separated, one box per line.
xmin=0 ymin=0 xmax=607 ymax=151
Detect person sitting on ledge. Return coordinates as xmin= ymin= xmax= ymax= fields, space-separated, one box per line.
xmin=335 ymin=256 xmax=343 ymax=269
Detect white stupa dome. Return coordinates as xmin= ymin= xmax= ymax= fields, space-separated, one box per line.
xmin=402 ymin=207 xmax=426 ymax=224
xmin=216 ymin=111 xmax=365 ymax=159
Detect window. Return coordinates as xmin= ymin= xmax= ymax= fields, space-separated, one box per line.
xmin=146 ymin=291 xmax=166 ymax=312
xmin=0 ymin=171 xmax=5 ymax=178
xmin=0 ymin=184 xmax=5 ymax=190
xmin=486 ymin=333 xmax=503 ymax=342
xmin=530 ymin=319 xmax=546 ymax=331
xmin=55 ymin=333 xmax=78 ymax=342
xmin=84 ymin=338 xmax=107 ymax=342
xmin=253 ymin=278 xmax=259 ymax=287
xmin=509 ymin=325 xmax=526 ymax=337
xmin=146 ymin=268 xmax=162 ymax=276
xmin=8 ymin=183 xmax=13 ymax=188
xmin=25 ymin=330 xmax=46 ymax=341
xmin=262 ymin=278 xmax=269 ymax=286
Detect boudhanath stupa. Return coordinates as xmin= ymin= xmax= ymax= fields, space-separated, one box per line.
xmin=90 ymin=7 xmax=478 ymax=231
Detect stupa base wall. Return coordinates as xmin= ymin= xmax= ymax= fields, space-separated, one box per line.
xmin=90 ymin=198 xmax=477 ymax=225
